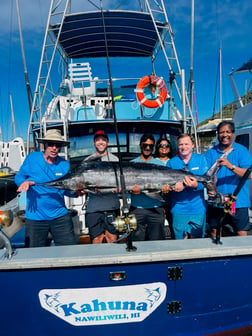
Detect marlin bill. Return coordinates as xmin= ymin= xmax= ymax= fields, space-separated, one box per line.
xmin=42 ymin=160 xmax=216 ymax=194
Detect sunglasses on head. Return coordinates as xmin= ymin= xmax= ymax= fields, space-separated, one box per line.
xmin=47 ymin=142 xmax=62 ymax=148
xmin=158 ymin=144 xmax=170 ymax=149
xmin=141 ymin=143 xmax=154 ymax=150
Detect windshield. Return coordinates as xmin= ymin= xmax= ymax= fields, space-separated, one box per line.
xmin=69 ymin=132 xmax=178 ymax=160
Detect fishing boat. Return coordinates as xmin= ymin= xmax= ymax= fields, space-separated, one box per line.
xmin=0 ymin=137 xmax=26 ymax=248
xmin=230 ymin=59 xmax=252 ymax=201
xmin=1 ymin=1 xmax=252 ymax=335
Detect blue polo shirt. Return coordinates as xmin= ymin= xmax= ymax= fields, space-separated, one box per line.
xmin=130 ymin=156 xmax=164 ymax=208
xmin=166 ymin=153 xmax=208 ymax=215
xmin=205 ymin=142 xmax=252 ymax=208
xmin=15 ymin=151 xmax=72 ymax=220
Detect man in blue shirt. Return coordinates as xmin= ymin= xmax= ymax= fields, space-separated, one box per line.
xmin=166 ymin=134 xmax=208 ymax=239
xmin=205 ymin=120 xmax=252 ymax=238
xmin=130 ymin=133 xmax=165 ymax=241
xmin=15 ymin=129 xmax=78 ymax=247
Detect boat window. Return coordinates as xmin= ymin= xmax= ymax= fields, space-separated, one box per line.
xmin=69 ymin=134 xmax=127 ymax=159
xmin=235 ymin=134 xmax=249 ymax=150
xmin=68 ymin=132 xmax=177 ymax=160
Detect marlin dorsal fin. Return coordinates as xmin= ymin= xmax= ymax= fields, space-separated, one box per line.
xmin=83 ymin=154 xmax=104 ymax=162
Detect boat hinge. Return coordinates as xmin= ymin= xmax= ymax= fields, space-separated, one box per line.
xmin=168 ymin=266 xmax=183 ymax=280
xmin=167 ymin=301 xmax=182 ymax=314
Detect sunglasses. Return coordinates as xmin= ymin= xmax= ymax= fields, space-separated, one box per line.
xmin=158 ymin=144 xmax=170 ymax=149
xmin=141 ymin=143 xmax=154 ymax=150
xmin=47 ymin=142 xmax=62 ymax=148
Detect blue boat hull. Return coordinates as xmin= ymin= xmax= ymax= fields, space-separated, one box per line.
xmin=1 ymin=238 xmax=252 ymax=335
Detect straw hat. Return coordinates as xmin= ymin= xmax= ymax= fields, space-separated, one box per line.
xmin=37 ymin=129 xmax=70 ymax=146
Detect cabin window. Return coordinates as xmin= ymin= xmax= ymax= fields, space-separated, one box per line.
xmin=235 ymin=134 xmax=249 ymax=150
xmin=69 ymin=133 xmax=127 ymax=159
xmin=68 ymin=132 xmax=177 ymax=160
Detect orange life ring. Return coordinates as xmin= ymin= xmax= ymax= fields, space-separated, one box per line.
xmin=135 ymin=75 xmax=167 ymax=108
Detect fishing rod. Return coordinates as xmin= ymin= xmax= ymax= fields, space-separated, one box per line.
xmin=99 ymin=1 xmax=136 ymax=250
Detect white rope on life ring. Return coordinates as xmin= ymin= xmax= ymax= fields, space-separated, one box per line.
xmin=135 ymin=75 xmax=168 ymax=108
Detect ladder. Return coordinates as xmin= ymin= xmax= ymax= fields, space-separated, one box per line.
xmin=27 ymin=0 xmax=71 ymax=157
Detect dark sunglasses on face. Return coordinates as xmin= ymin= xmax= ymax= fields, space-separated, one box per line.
xmin=158 ymin=144 xmax=170 ymax=149
xmin=47 ymin=142 xmax=62 ymax=148
xmin=141 ymin=143 xmax=154 ymax=150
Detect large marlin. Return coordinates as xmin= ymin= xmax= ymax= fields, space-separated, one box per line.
xmin=41 ymin=158 xmax=218 ymax=196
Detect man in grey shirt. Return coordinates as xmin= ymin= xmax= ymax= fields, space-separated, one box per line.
xmin=85 ymin=131 xmax=120 ymax=243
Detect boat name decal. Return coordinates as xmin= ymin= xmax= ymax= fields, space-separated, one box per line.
xmin=39 ymin=282 xmax=167 ymax=326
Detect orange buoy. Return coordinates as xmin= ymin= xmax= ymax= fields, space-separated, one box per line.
xmin=135 ymin=75 xmax=167 ymax=108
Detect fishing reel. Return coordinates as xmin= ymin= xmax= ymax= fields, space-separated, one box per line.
xmin=0 ymin=210 xmax=13 ymax=228
xmin=113 ymin=214 xmax=137 ymax=233
xmin=210 ymin=193 xmax=236 ymax=214
xmin=223 ymin=195 xmax=237 ymax=214
xmin=0 ymin=210 xmax=14 ymax=259
xmin=113 ymin=213 xmax=137 ymax=252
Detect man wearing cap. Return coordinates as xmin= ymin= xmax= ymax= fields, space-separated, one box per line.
xmin=15 ymin=129 xmax=77 ymax=247
xmin=84 ymin=131 xmax=120 ymax=244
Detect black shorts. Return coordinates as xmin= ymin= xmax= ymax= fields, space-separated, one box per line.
xmin=86 ymin=210 xmax=119 ymax=239
xmin=208 ymin=206 xmax=250 ymax=233
xmin=129 ymin=206 xmax=165 ymax=241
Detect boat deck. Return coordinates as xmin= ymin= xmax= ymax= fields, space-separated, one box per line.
xmin=1 ymin=236 xmax=252 ymax=270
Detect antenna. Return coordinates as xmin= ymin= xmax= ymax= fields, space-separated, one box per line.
xmin=9 ymin=93 xmax=16 ymax=138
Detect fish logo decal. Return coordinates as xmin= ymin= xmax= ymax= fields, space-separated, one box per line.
xmin=145 ymin=287 xmax=161 ymax=308
xmin=39 ymin=282 xmax=167 ymax=326
xmin=44 ymin=292 xmax=62 ymax=313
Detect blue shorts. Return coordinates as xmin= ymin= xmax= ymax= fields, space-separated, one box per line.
xmin=86 ymin=210 xmax=119 ymax=239
xmin=208 ymin=206 xmax=250 ymax=233
xmin=172 ymin=213 xmax=206 ymax=239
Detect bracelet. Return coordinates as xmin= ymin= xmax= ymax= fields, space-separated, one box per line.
xmin=231 ymin=165 xmax=236 ymax=171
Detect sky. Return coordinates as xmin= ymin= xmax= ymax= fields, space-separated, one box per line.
xmin=0 ymin=0 xmax=251 ymax=141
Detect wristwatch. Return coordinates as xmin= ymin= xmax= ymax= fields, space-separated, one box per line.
xmin=231 ymin=165 xmax=236 ymax=171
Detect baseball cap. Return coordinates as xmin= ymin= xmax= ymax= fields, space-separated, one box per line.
xmin=94 ymin=130 xmax=109 ymax=141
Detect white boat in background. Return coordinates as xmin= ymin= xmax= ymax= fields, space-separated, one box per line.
xmin=1 ymin=1 xmax=252 ymax=335
xmin=0 ymin=137 xmax=26 ymax=172
xmin=231 ymin=59 xmax=252 ymax=202
xmin=0 ymin=137 xmax=26 ymax=248
xmin=0 ymin=137 xmax=26 ymax=207
xmin=231 ymin=58 xmax=252 ymax=149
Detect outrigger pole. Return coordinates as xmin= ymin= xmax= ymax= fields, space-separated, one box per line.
xmin=99 ymin=1 xmax=136 ymax=251
xmin=16 ymin=0 xmax=33 ymax=115
xmin=16 ymin=0 xmax=36 ymax=148
xmin=189 ymin=0 xmax=194 ymax=111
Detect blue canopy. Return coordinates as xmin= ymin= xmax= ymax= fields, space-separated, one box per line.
xmin=52 ymin=10 xmax=165 ymax=58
